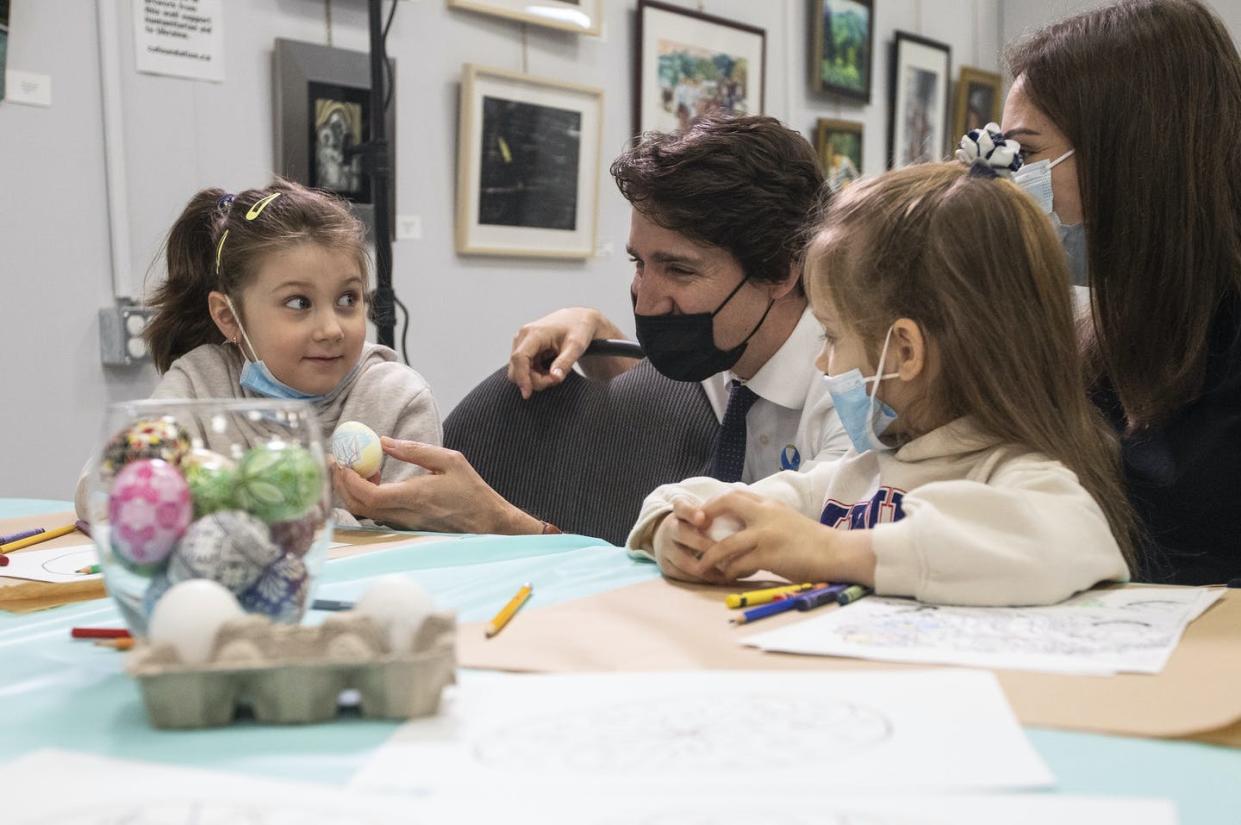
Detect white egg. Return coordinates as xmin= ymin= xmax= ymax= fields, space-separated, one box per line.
xmin=330 ymin=420 xmax=383 ymax=478
xmin=706 ymin=514 xmax=744 ymax=543
xmin=149 ymin=579 xmax=244 ymax=665
xmin=354 ymin=575 xmax=434 ymax=654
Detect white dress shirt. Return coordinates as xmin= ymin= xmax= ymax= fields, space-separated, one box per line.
xmin=701 ymin=307 xmax=850 ymax=483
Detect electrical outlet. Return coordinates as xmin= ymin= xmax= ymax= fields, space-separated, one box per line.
xmin=396 ymin=214 xmax=422 ymax=240
xmin=100 ymin=301 xmax=154 ymax=367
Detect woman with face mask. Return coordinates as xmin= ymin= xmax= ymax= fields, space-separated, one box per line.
xmin=1000 ymin=0 xmax=1241 ymax=585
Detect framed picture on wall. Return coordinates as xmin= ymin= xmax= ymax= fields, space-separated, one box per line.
xmin=887 ymin=31 xmax=951 ymax=168
xmin=812 ymin=0 xmax=873 ymax=102
xmin=447 ymin=0 xmax=603 ymax=36
xmin=456 ymin=64 xmax=604 ymax=259
xmin=635 ymin=0 xmax=765 ymax=135
xmin=952 ymin=66 xmax=1003 ymax=140
xmin=273 ymin=38 xmax=395 ymax=238
xmin=816 ymin=118 xmax=864 ymax=192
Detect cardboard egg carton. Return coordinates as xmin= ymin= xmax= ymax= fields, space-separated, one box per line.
xmin=126 ymin=611 xmax=456 ymax=729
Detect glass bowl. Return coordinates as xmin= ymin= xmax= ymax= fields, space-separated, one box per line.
xmin=83 ymin=399 xmax=334 ymax=634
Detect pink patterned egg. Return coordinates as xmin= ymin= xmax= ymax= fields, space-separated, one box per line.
xmin=107 ymin=459 xmax=192 ymax=567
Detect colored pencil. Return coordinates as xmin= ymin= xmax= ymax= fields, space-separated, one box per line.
xmin=311 ymin=599 xmax=355 ymax=611
xmin=94 ymin=638 xmax=135 ymax=651
xmin=71 ymin=627 xmax=131 ymax=639
xmin=730 ymin=598 xmax=798 ymax=625
xmin=836 ymin=585 xmax=874 ymax=606
xmin=0 ymin=523 xmax=79 ymax=554
xmin=0 ymin=554 xmax=8 ymax=567
xmin=77 ymin=564 xmax=101 ymax=575
xmin=485 ymin=582 xmax=533 ymax=638
xmin=725 ymin=583 xmax=819 ymax=609
xmin=0 ymin=528 xmax=44 ymax=545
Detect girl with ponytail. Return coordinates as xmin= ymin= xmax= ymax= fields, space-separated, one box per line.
xmin=75 ymin=179 xmax=441 ymax=518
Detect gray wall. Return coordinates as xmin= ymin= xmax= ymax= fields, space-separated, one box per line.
xmin=0 ymin=0 xmax=1001 ymax=500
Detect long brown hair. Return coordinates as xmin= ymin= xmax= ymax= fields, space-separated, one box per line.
xmin=611 ymin=114 xmax=824 ymax=290
xmin=1008 ymin=0 xmax=1241 ymax=428
xmin=807 ymin=162 xmax=1139 ymax=570
xmin=144 ymin=178 xmax=369 ymax=373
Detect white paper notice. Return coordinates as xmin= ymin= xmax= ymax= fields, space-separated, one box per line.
xmin=133 ymin=0 xmax=225 ymax=83
xmin=3 ymin=749 xmax=429 ymax=825
xmin=350 ymin=670 xmax=1053 ymax=795
xmin=2 ymin=541 xmax=99 ymax=583
xmin=745 ymin=588 xmax=1222 ymax=675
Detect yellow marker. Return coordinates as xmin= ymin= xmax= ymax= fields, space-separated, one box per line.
xmin=0 ymin=523 xmax=80 ymax=554
xmin=485 ymin=582 xmax=533 ymax=638
xmin=245 ymin=192 xmax=282 ymax=220
xmin=725 ymin=582 xmax=819 ymax=609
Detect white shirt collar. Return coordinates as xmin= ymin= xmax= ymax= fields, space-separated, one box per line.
xmin=732 ymin=306 xmax=821 ymax=410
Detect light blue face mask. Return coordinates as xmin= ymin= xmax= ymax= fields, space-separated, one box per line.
xmin=226 ymin=296 xmax=356 ymax=403
xmin=1013 ymin=148 xmax=1089 ymax=286
xmin=822 ymin=326 xmax=901 ymax=454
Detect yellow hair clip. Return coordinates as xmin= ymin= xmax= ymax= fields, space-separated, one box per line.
xmin=215 ymin=229 xmax=230 ymax=275
xmin=246 ymin=192 xmax=281 ymax=220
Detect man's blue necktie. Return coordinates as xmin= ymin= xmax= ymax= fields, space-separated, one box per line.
xmin=709 ymin=379 xmax=760 ymax=483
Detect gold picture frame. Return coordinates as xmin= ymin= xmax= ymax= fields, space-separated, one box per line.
xmin=952 ymin=66 xmax=1003 ymax=140
xmin=456 ymin=64 xmax=604 ymax=259
xmin=815 ymin=118 xmax=864 ymax=192
xmin=447 ymin=0 xmax=603 ymax=36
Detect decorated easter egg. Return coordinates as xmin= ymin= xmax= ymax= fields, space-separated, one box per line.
xmin=168 ymin=510 xmax=282 ymax=594
xmin=354 ymin=575 xmax=434 ymax=654
xmin=181 ymin=448 xmax=238 ymax=517
xmin=234 ymin=441 xmax=323 ymax=523
xmin=330 ymin=420 xmax=383 ymax=478
xmin=107 ymin=459 xmax=192 ymax=568
xmin=149 ymin=579 xmax=244 ymax=665
xmin=101 ymin=416 xmax=191 ymax=480
xmin=239 ymin=553 xmax=310 ymax=623
xmin=269 ymin=511 xmax=318 ymax=558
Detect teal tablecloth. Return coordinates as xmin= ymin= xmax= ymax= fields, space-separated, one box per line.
xmin=2 ymin=500 xmax=1237 ymax=823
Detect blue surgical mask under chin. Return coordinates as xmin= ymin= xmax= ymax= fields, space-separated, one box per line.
xmin=822 ymin=327 xmax=901 ymax=454
xmin=226 ymin=296 xmax=343 ymax=403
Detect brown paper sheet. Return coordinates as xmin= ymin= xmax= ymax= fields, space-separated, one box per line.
xmin=459 ymin=577 xmax=1241 ymax=746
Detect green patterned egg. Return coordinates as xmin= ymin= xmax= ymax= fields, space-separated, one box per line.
xmin=234 ymin=441 xmax=324 ymax=523
xmin=182 ymin=448 xmax=238 ymax=517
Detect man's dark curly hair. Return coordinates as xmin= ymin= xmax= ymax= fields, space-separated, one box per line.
xmin=610 ymin=113 xmax=825 ymax=291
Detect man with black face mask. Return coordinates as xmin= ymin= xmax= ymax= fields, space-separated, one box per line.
xmin=333 ymin=115 xmax=849 ymax=533
xmin=508 ymin=114 xmax=850 ymax=484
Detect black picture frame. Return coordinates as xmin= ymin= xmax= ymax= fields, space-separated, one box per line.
xmin=887 ymin=30 xmax=951 ymax=169
xmin=811 ymin=0 xmax=874 ymax=103
xmin=273 ymin=38 xmax=395 ymax=239
xmin=635 ymin=0 xmax=766 ymax=137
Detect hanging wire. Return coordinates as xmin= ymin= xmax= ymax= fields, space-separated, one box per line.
xmin=325 ymin=0 xmax=333 ymax=46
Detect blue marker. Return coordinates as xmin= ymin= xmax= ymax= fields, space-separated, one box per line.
xmin=731 ymin=597 xmax=798 ymax=625
xmin=791 ymin=583 xmax=850 ymax=611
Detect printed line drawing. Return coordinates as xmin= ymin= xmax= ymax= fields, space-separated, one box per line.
xmin=471 ymin=693 xmax=893 ymax=772
xmin=41 ymin=549 xmax=98 ymax=576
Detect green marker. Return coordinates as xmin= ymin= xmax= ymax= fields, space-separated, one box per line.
xmin=836 ymin=585 xmax=873 ymax=606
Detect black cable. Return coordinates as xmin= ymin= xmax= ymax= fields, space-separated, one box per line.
xmin=393 ymin=294 xmax=411 ymax=366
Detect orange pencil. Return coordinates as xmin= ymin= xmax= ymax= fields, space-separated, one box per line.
xmin=94 ymin=638 xmax=135 ymax=651
xmin=485 ymin=583 xmax=533 ymax=638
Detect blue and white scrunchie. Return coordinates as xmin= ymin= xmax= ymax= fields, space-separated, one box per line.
xmin=954 ymin=122 xmax=1023 ymax=178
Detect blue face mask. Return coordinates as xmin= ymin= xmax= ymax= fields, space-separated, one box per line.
xmin=226 ymin=297 xmax=355 ymax=403
xmin=1013 ymin=149 xmax=1089 ymax=286
xmin=822 ymin=326 xmax=901 ymax=454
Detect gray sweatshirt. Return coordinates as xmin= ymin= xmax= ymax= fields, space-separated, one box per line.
xmin=75 ymin=342 xmax=441 ymax=518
